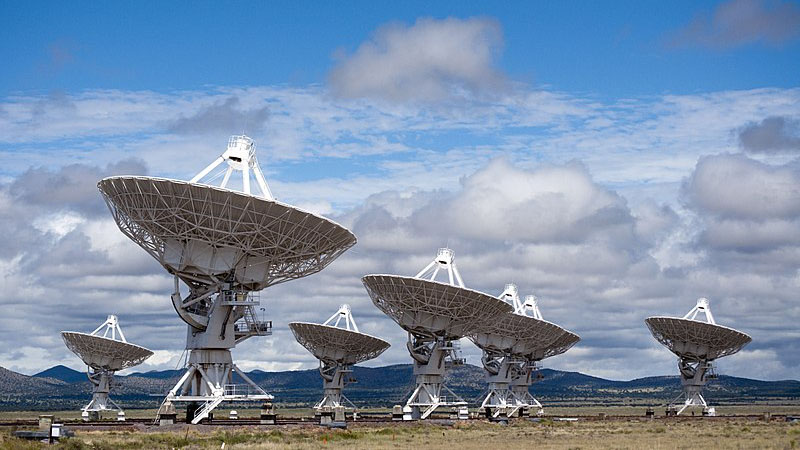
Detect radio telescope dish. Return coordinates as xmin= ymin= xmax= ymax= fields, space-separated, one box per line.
xmin=98 ymin=177 xmax=355 ymax=291
xmin=289 ymin=305 xmax=389 ymax=416
xmin=62 ymin=333 xmax=152 ymax=371
xmin=532 ymin=329 xmax=580 ymax=361
xmin=362 ymin=248 xmax=512 ymax=420
xmin=468 ymin=284 xmax=579 ymax=419
xmin=61 ymin=315 xmax=153 ymax=420
xmin=98 ymin=135 xmax=355 ymax=424
xmin=645 ymin=298 xmax=751 ymax=416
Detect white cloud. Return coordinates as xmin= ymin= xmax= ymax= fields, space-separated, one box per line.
xmin=328 ymin=17 xmax=507 ymax=102
xmin=684 ymin=153 xmax=800 ymax=220
xmin=0 ymin=82 xmax=799 ymax=382
xmin=669 ymin=0 xmax=800 ymax=49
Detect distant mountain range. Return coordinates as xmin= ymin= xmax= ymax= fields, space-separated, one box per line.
xmin=0 ymin=364 xmax=797 ymax=411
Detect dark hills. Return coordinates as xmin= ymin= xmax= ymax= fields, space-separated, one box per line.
xmin=33 ymin=365 xmax=88 ymax=384
xmin=0 ymin=364 xmax=795 ymax=411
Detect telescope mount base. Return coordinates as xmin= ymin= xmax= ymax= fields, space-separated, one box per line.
xmin=165 ymin=349 xmax=273 ymax=424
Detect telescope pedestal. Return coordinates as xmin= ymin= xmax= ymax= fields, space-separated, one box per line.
xmin=404 ymin=338 xmax=466 ymax=420
xmin=166 ymin=348 xmax=272 ymax=424
xmin=83 ymin=369 xmax=122 ymax=419
xmin=671 ymin=359 xmax=713 ymax=416
xmin=166 ymin=280 xmax=273 ymax=424
xmin=480 ymin=354 xmax=517 ymax=420
xmin=315 ymin=363 xmax=356 ymax=412
xmin=509 ymin=363 xmax=543 ymax=417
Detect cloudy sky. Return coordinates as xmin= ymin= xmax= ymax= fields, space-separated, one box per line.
xmin=1 ymin=1 xmax=799 ymax=382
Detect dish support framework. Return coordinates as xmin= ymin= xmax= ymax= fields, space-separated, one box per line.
xmin=508 ymin=360 xmax=544 ymax=417
xmin=404 ymin=333 xmax=467 ymax=420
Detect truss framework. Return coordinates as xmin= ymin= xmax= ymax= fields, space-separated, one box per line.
xmin=165 ymin=349 xmax=273 ymax=424
xmin=669 ymin=359 xmax=716 ymax=415
xmin=509 ymin=361 xmax=544 ymax=418
xmin=404 ymin=336 xmax=467 ymax=420
xmin=478 ymin=352 xmax=542 ymax=419
xmin=99 ymin=177 xmax=356 ymax=291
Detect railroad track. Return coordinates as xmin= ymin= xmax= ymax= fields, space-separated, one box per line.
xmin=0 ymin=413 xmax=790 ymax=428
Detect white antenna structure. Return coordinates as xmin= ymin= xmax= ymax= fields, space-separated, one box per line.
xmin=646 ymin=297 xmax=751 ymax=416
xmin=289 ymin=304 xmax=389 ymax=421
xmin=520 ymin=295 xmax=543 ymax=320
xmin=323 ymin=304 xmax=360 ymax=333
xmin=90 ymin=315 xmax=127 ymax=342
xmin=415 ymin=248 xmax=464 ymax=287
xmin=499 ymin=284 xmax=544 ymax=320
xmin=190 ymin=135 xmax=274 ymax=199
xmin=61 ymin=315 xmax=153 ymax=421
xmin=683 ymin=298 xmax=715 ymax=324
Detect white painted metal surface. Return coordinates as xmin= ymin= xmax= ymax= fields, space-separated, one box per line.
xmin=469 ymin=284 xmax=579 ymax=418
xmin=98 ymin=135 xmax=356 ymax=424
xmin=646 ymin=298 xmax=752 ymax=415
xmin=289 ymin=305 xmax=390 ymax=413
xmin=363 ymin=248 xmax=512 ymax=420
xmin=62 ymin=315 xmax=153 ymax=416
xmin=190 ymin=135 xmax=273 ymax=199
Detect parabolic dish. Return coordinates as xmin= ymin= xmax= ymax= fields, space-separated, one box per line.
xmin=61 ymin=332 xmax=153 ymax=371
xmin=530 ymin=329 xmax=580 ymax=361
xmin=470 ymin=312 xmax=567 ymax=357
xmin=362 ymin=275 xmax=513 ymax=339
xmin=289 ymin=322 xmax=390 ymax=365
xmin=645 ymin=317 xmax=751 ymax=361
xmin=98 ymin=177 xmax=356 ymax=290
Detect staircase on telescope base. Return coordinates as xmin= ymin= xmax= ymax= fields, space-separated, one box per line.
xmin=232 ymin=297 xmax=272 ymax=343
xmin=192 ymin=397 xmax=224 ymax=424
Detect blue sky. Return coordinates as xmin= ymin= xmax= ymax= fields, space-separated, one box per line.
xmin=3 ymin=1 xmax=798 ymax=96
xmin=1 ymin=1 xmax=799 ymax=382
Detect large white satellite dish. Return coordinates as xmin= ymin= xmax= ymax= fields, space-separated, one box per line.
xmin=98 ymin=135 xmax=356 ymax=423
xmin=646 ymin=298 xmax=751 ymax=415
xmin=289 ymin=304 xmax=389 ymax=416
xmin=362 ymin=248 xmax=512 ymax=420
xmin=61 ymin=315 xmax=153 ymax=420
xmin=469 ymin=284 xmax=579 ymax=419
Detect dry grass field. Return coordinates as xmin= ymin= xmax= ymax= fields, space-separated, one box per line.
xmin=2 ymin=416 xmax=799 ymax=450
